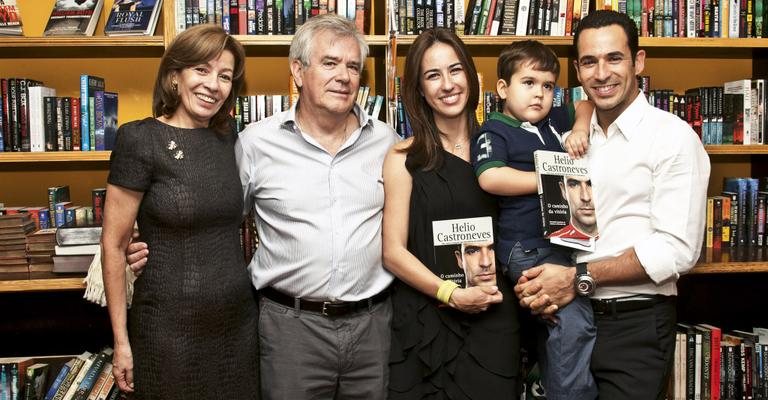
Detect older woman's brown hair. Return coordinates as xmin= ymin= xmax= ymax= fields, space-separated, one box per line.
xmin=153 ymin=24 xmax=246 ymax=134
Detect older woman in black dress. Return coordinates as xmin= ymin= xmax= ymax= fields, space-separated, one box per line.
xmin=101 ymin=24 xmax=259 ymax=399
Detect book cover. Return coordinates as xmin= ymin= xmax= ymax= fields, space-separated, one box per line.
xmin=533 ymin=150 xmax=598 ymax=251
xmin=79 ymin=75 xmax=105 ymax=152
xmin=432 ymin=216 xmax=496 ymax=288
xmin=27 ymin=86 xmax=57 ymax=153
xmin=43 ymin=0 xmax=105 ymax=36
xmin=102 ymin=92 xmax=118 ymax=150
xmin=43 ymin=361 xmax=72 ymax=400
xmin=0 ymin=0 xmax=23 ymax=36
xmin=24 ymin=363 xmax=49 ymax=400
xmin=71 ymin=349 xmax=112 ymax=400
xmin=105 ymin=0 xmax=163 ymax=36
xmin=93 ymin=91 xmax=105 ymax=151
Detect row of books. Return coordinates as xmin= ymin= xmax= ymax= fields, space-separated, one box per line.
xmin=600 ymin=0 xmax=768 ymax=38
xmin=177 ymin=0 xmax=370 ymax=34
xmin=0 ymin=76 xmax=118 ymax=153
xmin=233 ymin=85 xmax=383 ymax=132
xmin=0 ymin=0 xmax=163 ymax=37
xmin=670 ymin=324 xmax=768 ymax=400
xmin=390 ymin=0 xmax=589 ymax=35
xmin=705 ymin=177 xmax=768 ymax=249
xmin=3 ymin=186 xmax=107 ymax=230
xmin=641 ymin=78 xmax=768 ymax=145
xmin=0 ymin=349 xmax=120 ymax=400
xmin=391 ymin=0 xmax=768 ymax=37
xmin=393 ymin=73 xmax=497 ymax=138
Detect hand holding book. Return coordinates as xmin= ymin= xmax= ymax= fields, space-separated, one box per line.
xmin=448 ymin=285 xmax=503 ymax=314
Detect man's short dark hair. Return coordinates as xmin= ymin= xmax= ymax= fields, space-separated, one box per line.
xmin=497 ymin=40 xmax=560 ymax=83
xmin=573 ymin=10 xmax=639 ymax=60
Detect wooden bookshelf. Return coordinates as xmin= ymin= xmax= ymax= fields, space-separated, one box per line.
xmin=0 ymin=36 xmax=165 ymax=48
xmin=0 ymin=277 xmax=86 ymax=293
xmin=0 ymin=152 xmax=111 ymax=163
xmin=704 ymin=145 xmax=768 ymax=155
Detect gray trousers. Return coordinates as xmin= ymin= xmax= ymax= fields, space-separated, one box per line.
xmin=258 ymin=294 xmax=392 ymax=400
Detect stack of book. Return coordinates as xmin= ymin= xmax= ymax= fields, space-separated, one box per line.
xmin=0 ymin=214 xmax=35 ymax=279
xmin=53 ymin=224 xmax=101 ymax=274
xmin=26 ymin=228 xmax=57 ymax=279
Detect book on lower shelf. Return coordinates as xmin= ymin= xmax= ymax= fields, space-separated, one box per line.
xmin=43 ymin=0 xmax=105 ymax=37
xmin=52 ymin=254 xmax=94 ymax=274
xmin=55 ymin=224 xmax=101 ymax=247
xmin=533 ymin=149 xmax=599 ymax=251
xmin=431 ymin=216 xmax=496 ymax=288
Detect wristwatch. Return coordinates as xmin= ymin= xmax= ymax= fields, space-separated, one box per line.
xmin=574 ymin=262 xmax=596 ymax=297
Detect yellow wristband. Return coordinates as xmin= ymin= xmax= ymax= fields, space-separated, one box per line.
xmin=436 ymin=280 xmax=460 ymax=305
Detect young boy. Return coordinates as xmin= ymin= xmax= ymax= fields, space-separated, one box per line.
xmin=470 ymin=40 xmax=597 ymax=400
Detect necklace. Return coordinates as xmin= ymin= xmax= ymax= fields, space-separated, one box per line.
xmin=443 ymin=136 xmax=469 ymax=154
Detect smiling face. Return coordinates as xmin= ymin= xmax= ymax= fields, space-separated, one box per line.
xmin=497 ymin=61 xmax=556 ymax=124
xmin=574 ymin=24 xmax=645 ymax=129
xmin=455 ymin=241 xmax=497 ymax=287
xmin=291 ymin=29 xmax=362 ymax=117
xmin=559 ymin=175 xmax=597 ymax=236
xmin=171 ymin=50 xmax=234 ymax=128
xmin=418 ymin=42 xmax=470 ymax=125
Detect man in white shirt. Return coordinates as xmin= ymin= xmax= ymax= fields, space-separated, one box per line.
xmin=515 ymin=10 xmax=710 ymax=400
xmin=235 ymin=13 xmax=398 ymax=400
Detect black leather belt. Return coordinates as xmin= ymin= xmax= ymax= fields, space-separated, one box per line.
xmin=590 ymin=295 xmax=669 ymax=316
xmin=260 ymin=287 xmax=389 ymax=317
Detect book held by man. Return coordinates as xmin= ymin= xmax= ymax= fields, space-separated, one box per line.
xmin=533 ymin=149 xmax=599 ymax=251
xmin=432 ymin=216 xmax=497 ymax=288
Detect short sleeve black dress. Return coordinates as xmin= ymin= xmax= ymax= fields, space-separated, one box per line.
xmin=388 ymin=151 xmax=521 ymax=399
xmin=108 ymin=118 xmax=259 ymax=400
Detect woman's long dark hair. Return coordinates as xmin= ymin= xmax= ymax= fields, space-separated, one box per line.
xmin=402 ymin=28 xmax=480 ymax=171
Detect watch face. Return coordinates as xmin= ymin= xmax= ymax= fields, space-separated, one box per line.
xmin=576 ymin=276 xmax=595 ymax=296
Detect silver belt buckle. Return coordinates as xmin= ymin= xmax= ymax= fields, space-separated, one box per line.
xmin=322 ymin=301 xmax=332 ymax=316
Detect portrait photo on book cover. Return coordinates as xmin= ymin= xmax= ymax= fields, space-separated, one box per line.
xmin=544 ymin=173 xmax=598 ymax=240
xmin=432 ymin=216 xmax=496 ymax=288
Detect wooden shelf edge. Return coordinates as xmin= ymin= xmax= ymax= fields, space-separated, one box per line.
xmin=0 ymin=151 xmax=111 ymax=162
xmin=235 ymin=35 xmax=388 ymax=46
xmin=0 ymin=36 xmax=164 ymax=48
xmin=705 ymin=144 xmax=768 ymax=154
xmin=0 ymin=277 xmax=85 ymax=292
xmin=690 ymin=262 xmax=768 ymax=274
xmin=394 ymin=35 xmax=768 ymax=48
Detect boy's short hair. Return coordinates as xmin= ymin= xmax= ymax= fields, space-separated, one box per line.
xmin=497 ymin=40 xmax=560 ymax=83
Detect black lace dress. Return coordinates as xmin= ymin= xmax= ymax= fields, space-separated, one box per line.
xmin=388 ymin=151 xmax=521 ymax=400
xmin=108 ymin=118 xmax=259 ymax=400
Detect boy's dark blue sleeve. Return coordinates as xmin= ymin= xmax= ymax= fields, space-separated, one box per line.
xmin=548 ymin=103 xmax=576 ymax=134
xmin=471 ymin=124 xmax=509 ymax=177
